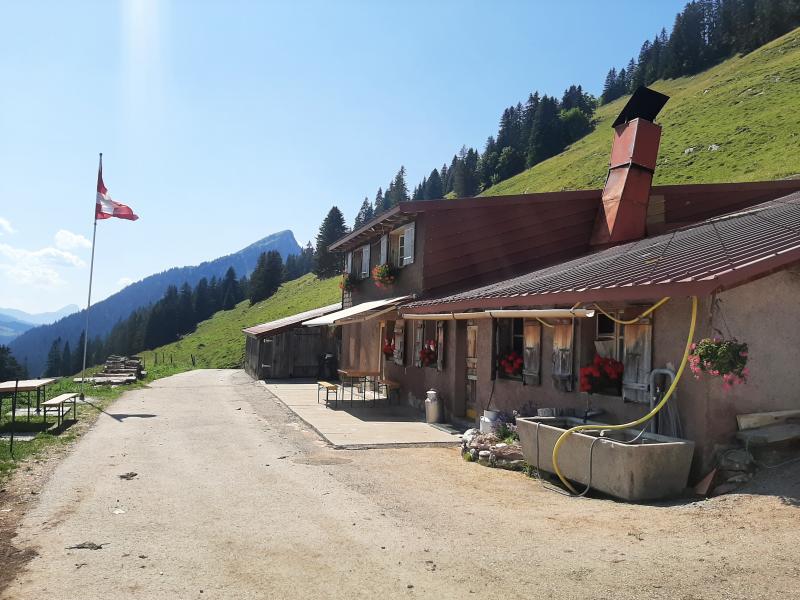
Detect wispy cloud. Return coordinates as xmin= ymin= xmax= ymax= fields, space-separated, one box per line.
xmin=0 ymin=243 xmax=85 ymax=289
xmin=0 ymin=218 xmax=14 ymax=235
xmin=117 ymin=276 xmax=134 ymax=288
xmin=54 ymin=229 xmax=92 ymax=251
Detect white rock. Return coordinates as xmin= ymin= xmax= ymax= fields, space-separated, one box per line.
xmin=684 ymin=147 xmax=695 ymax=154
xmin=709 ymin=144 xmax=721 ymax=151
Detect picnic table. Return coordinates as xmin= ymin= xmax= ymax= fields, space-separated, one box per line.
xmin=0 ymin=378 xmax=58 ymax=423
xmin=337 ymin=369 xmax=381 ymax=406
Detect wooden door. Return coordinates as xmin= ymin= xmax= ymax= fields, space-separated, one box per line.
xmin=465 ymin=321 xmax=478 ymax=419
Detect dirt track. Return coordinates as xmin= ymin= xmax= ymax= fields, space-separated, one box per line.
xmin=2 ymin=369 xmax=799 ymax=599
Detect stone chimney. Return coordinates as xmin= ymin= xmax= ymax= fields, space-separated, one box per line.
xmin=591 ymin=87 xmax=669 ymax=246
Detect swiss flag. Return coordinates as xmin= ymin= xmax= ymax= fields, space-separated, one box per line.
xmin=96 ymin=156 xmax=138 ymax=221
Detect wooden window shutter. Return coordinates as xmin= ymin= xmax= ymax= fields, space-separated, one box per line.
xmin=414 ymin=320 xmax=424 ymax=367
xmin=393 ymin=320 xmax=405 ymax=365
xmin=551 ymin=319 xmax=574 ymax=391
xmin=403 ymin=223 xmax=415 ymax=265
xmin=361 ymin=244 xmax=370 ymax=278
xmin=345 ymin=251 xmax=352 ymax=274
xmin=522 ymin=319 xmax=541 ymax=385
xmin=622 ymin=318 xmax=653 ymax=403
xmin=436 ymin=320 xmax=445 ymax=372
xmin=379 ymin=234 xmax=388 ymax=264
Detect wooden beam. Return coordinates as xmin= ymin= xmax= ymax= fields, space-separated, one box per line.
xmin=737 ymin=409 xmax=800 ymax=431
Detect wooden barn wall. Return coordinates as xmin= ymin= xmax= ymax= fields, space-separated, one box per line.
xmin=421 ymin=200 xmax=598 ymax=296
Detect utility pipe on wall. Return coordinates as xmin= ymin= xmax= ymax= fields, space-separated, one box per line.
xmin=401 ymin=309 xmax=596 ymax=321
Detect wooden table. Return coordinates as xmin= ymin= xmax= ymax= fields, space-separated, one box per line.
xmin=337 ymin=369 xmax=381 ymax=406
xmin=0 ymin=378 xmax=58 ymax=422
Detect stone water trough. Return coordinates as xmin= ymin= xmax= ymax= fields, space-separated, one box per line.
xmin=517 ymin=416 xmax=695 ymax=502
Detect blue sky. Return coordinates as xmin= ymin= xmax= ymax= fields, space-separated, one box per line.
xmin=0 ymin=0 xmax=686 ymax=313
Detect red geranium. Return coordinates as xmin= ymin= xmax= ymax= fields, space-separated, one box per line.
xmin=580 ymin=354 xmax=624 ymax=394
xmin=500 ymin=351 xmax=524 ymax=377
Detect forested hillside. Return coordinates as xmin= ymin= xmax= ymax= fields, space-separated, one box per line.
xmin=12 ymin=230 xmax=303 ymax=376
xmin=485 ymin=26 xmax=800 ymax=195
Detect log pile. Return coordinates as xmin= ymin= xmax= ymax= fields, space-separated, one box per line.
xmin=73 ymin=355 xmax=146 ymax=385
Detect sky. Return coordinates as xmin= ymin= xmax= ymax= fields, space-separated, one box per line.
xmin=0 ymin=0 xmax=686 ymax=314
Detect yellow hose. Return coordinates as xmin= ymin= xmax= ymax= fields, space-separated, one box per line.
xmin=536 ymin=317 xmax=555 ymax=328
xmin=592 ymin=297 xmax=671 ymax=325
xmin=551 ymin=296 xmax=697 ymax=495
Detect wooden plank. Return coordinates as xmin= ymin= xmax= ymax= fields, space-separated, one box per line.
xmin=736 ymin=424 xmax=800 ymax=446
xmin=737 ymin=409 xmax=800 ymax=431
xmin=43 ymin=393 xmax=78 ymax=406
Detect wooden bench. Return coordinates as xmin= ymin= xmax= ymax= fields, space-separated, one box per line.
xmin=317 ymin=381 xmax=339 ymax=408
xmin=42 ymin=393 xmax=78 ymax=428
xmin=377 ymin=379 xmax=400 ymax=405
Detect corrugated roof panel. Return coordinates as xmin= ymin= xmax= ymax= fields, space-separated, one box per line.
xmin=405 ymin=191 xmax=800 ymax=310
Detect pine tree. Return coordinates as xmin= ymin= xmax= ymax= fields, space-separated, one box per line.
xmin=313 ymin=206 xmax=347 ymax=278
xmin=45 ymin=337 xmax=62 ymax=377
xmin=0 ymin=345 xmax=26 ymax=380
xmin=220 ymin=268 xmax=241 ymax=310
xmin=373 ymin=188 xmax=389 ymax=215
xmin=389 ymin=166 xmax=409 ymax=205
xmin=423 ymin=168 xmax=443 ymax=199
xmin=263 ymin=250 xmax=284 ymax=298
xmin=354 ymin=197 xmax=374 ymax=228
xmin=453 ymin=147 xmax=480 ymax=197
xmin=601 ymin=67 xmax=618 ymax=104
xmin=178 ymin=282 xmax=195 ymax=334
xmin=61 ymin=341 xmax=72 ymax=376
xmin=74 ymin=330 xmax=86 ymax=374
xmin=527 ymin=95 xmax=563 ymax=166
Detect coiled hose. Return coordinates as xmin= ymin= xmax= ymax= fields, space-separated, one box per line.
xmin=551 ymin=295 xmax=698 ymax=495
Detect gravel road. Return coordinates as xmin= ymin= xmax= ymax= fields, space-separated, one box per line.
xmin=3 ymin=369 xmax=799 ymax=599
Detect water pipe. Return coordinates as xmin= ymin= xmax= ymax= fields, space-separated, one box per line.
xmin=592 ymin=297 xmax=671 ymax=325
xmin=551 ymin=295 xmax=697 ymax=495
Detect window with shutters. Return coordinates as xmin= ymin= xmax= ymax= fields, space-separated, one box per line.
xmin=393 ymin=320 xmax=405 ymax=365
xmin=389 ymin=223 xmax=415 ymax=268
xmin=351 ymin=247 xmax=363 ymax=278
xmin=552 ymin=319 xmax=574 ymax=392
xmin=522 ymin=319 xmax=542 ymax=385
xmin=496 ymin=318 xmax=524 ymax=380
xmin=595 ymin=313 xmax=624 ymax=361
xmin=415 ymin=320 xmax=438 ymax=368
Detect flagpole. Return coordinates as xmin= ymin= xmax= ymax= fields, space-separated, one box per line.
xmin=80 ymin=153 xmax=101 ymax=399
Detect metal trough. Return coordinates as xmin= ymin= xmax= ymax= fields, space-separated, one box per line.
xmin=516 ymin=416 xmax=694 ymax=501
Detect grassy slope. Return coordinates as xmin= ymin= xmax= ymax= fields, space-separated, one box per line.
xmin=143 ymin=273 xmax=341 ymax=371
xmin=486 ymin=27 xmax=800 ymax=196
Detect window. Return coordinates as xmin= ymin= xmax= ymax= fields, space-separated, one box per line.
xmin=496 ymin=318 xmax=524 ymax=379
xmin=351 ymin=248 xmax=363 ymax=277
xmin=595 ymin=313 xmax=624 ymax=360
xmin=414 ymin=320 xmax=439 ymax=368
xmin=389 ymin=223 xmax=415 ymax=267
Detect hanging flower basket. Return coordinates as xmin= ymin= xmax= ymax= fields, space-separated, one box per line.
xmin=339 ymin=273 xmax=355 ymax=292
xmin=419 ymin=339 xmax=437 ymax=366
xmin=580 ymin=354 xmax=624 ymax=395
xmin=372 ymin=263 xmax=398 ymax=288
xmin=499 ymin=351 xmax=523 ymax=377
xmin=382 ymin=338 xmax=396 ymax=360
xmin=689 ymin=338 xmax=749 ymax=390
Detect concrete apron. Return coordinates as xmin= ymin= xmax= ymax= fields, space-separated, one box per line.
xmin=263 ymin=381 xmax=461 ymax=448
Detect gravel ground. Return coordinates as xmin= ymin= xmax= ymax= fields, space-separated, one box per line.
xmin=2 ymin=369 xmax=799 ymax=600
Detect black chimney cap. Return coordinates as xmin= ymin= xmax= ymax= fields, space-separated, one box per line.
xmin=611 ymin=86 xmax=670 ymax=128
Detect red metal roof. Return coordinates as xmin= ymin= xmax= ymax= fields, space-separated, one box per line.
xmin=403 ymin=191 xmax=800 ymax=311
xmin=329 ymin=179 xmax=800 ymax=254
xmin=242 ymin=303 xmax=341 ymax=338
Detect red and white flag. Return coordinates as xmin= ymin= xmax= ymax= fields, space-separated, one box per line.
xmin=96 ymin=156 xmax=138 ymax=221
